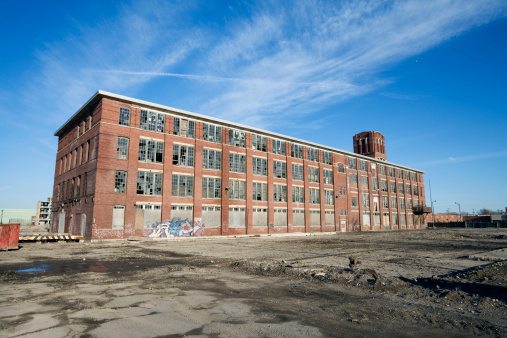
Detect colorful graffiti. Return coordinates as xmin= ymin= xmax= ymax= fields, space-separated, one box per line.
xmin=144 ymin=217 xmax=205 ymax=238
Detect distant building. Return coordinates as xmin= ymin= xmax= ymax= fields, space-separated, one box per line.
xmin=51 ymin=91 xmax=428 ymax=240
xmin=35 ymin=198 xmax=52 ymax=226
xmin=0 ymin=209 xmax=36 ymax=225
xmin=427 ymin=213 xmax=462 ymax=223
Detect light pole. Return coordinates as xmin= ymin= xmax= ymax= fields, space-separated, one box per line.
xmin=455 ymin=202 xmax=461 ymax=221
xmin=431 ymin=200 xmax=436 ymax=226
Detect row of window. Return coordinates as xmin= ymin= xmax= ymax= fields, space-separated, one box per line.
xmin=350 ymin=174 xmax=421 ymax=196
xmin=59 ymin=141 xmax=91 ymax=175
xmin=56 ymin=173 xmax=88 ymax=202
xmin=350 ymin=195 xmax=419 ymax=210
xmin=116 ymin=108 xmax=418 ymax=177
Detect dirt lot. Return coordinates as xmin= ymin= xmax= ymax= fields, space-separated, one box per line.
xmin=1 ymin=228 xmax=506 ymax=337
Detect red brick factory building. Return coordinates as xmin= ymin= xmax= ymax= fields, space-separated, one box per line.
xmin=51 ymin=91 xmax=428 ymax=240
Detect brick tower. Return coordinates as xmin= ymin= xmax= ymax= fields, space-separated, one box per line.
xmin=353 ymin=131 xmax=386 ymax=161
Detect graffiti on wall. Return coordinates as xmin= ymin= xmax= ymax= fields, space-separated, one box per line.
xmin=144 ymin=217 xmax=205 ymax=238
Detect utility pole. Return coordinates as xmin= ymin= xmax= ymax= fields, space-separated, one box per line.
xmin=455 ymin=202 xmax=461 ymax=221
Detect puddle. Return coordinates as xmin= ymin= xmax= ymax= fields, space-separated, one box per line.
xmin=13 ymin=262 xmax=109 ymax=274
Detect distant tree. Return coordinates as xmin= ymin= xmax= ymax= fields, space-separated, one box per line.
xmin=461 ymin=211 xmax=470 ymax=216
xmin=496 ymin=209 xmax=505 ymax=214
xmin=479 ymin=208 xmax=494 ymax=215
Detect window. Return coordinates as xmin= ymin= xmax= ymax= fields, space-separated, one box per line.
xmin=272 ymin=140 xmax=286 ymax=155
xmin=229 ymin=129 xmax=245 ymax=147
xmin=203 ymin=124 xmax=222 ymax=143
xmin=388 ymin=167 xmax=394 ymax=177
xmin=119 ymin=107 xmax=130 ymax=126
xmin=307 ymin=148 xmax=318 ymax=162
xmin=398 ymin=183 xmax=404 ymax=194
xmin=372 ymin=178 xmax=378 ymax=191
xmin=405 ymin=171 xmax=410 ymax=180
xmin=350 ymin=174 xmax=358 ymax=184
xmin=117 ymin=137 xmax=129 ymax=159
xmin=351 ymin=196 xmax=357 ymax=206
xmin=252 ymin=135 xmax=267 ymax=152
xmin=337 ymin=163 xmax=344 ymax=173
xmin=252 ymin=182 xmax=267 ymax=201
xmin=273 ymin=160 xmax=286 ymax=178
xmin=400 ymin=198 xmax=405 ymax=209
xmin=348 ymin=157 xmax=357 ymax=169
xmin=292 ymin=163 xmax=304 ymax=181
xmin=390 ymin=181 xmax=396 ymax=193
xmin=391 ymin=197 xmax=397 ymax=209
xmin=229 ymin=153 xmax=246 ymax=173
xmin=140 ymin=110 xmax=165 ymax=132
xmin=323 ymin=169 xmax=333 ymax=184
xmin=252 ymin=157 xmax=267 ymax=176
xmin=407 ymin=198 xmax=412 ymax=209
xmin=339 ymin=186 xmax=346 ymax=195
xmin=203 ymin=149 xmax=221 ymax=170
xmin=173 ymin=117 xmax=195 ymax=138
xmin=291 ymin=144 xmax=304 ymax=159
xmin=137 ymin=171 xmax=163 ymax=196
xmin=322 ymin=151 xmax=332 ymax=165
xmin=362 ymin=193 xmax=370 ymax=208
xmin=89 ymin=113 xmax=93 ymax=130
xmin=292 ymin=186 xmax=304 ymax=203
xmin=112 ymin=206 xmax=125 ymax=229
xmin=360 ymin=160 xmax=367 ymax=172
xmin=309 ymin=188 xmax=320 ymax=204
xmin=173 ymin=144 xmax=194 ymax=167
xmin=324 ymin=190 xmax=334 ymax=205
xmin=229 ymin=179 xmax=246 ymax=200
xmin=397 ymin=169 xmax=403 ymax=179
xmin=274 ymin=184 xmax=287 ymax=202
xmin=202 ymin=177 xmax=221 ymax=198
xmin=381 ymin=179 xmax=388 ymax=192
xmin=308 ymin=167 xmax=319 ymax=183
xmin=412 ymin=172 xmax=417 ymax=182
xmin=171 ymin=174 xmax=193 ymax=197
xmin=413 ymin=185 xmax=419 ymax=196
xmin=115 ymin=171 xmax=127 ymax=193
xmin=382 ymin=196 xmax=389 ymax=208
xmin=139 ymin=139 xmax=164 ymax=164
xmin=406 ymin=184 xmax=412 ymax=195
xmin=380 ymin=165 xmax=386 ymax=176
xmin=361 ymin=176 xmax=368 ymax=186
xmin=392 ymin=213 xmax=398 ymax=225
xmin=76 ymin=125 xmax=80 ymax=138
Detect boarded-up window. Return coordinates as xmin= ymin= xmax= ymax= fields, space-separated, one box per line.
xmin=112 ymin=206 xmax=125 ymax=229
xmin=325 ymin=210 xmax=334 ymax=225
xmin=253 ymin=208 xmax=267 ymax=226
xmin=293 ymin=209 xmax=305 ymax=227
xmin=202 ymin=206 xmax=221 ymax=228
xmin=274 ymin=209 xmax=287 ymax=227
xmin=229 ymin=207 xmax=245 ymax=227
xmin=171 ymin=205 xmax=193 ymax=222
xmin=310 ymin=210 xmax=320 ymax=226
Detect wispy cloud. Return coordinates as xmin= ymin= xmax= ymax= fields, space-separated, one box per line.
xmin=410 ymin=151 xmax=507 ymax=167
xmin=22 ymin=0 xmax=507 ymax=130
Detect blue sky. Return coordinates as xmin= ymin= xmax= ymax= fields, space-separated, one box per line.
xmin=0 ymin=0 xmax=506 ymax=215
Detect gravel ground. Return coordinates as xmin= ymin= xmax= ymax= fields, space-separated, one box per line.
xmin=0 ymin=228 xmax=506 ymax=337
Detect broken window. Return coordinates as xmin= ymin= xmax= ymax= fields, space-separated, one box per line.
xmin=292 ymin=186 xmax=304 ymax=203
xmin=171 ymin=174 xmax=193 ymax=197
xmin=307 ymin=147 xmax=318 ymax=162
xmin=139 ymin=139 xmax=164 ymax=164
xmin=388 ymin=167 xmax=394 ymax=177
xmin=324 ymin=190 xmax=333 ymax=205
xmin=203 ymin=149 xmax=221 ymax=170
xmin=398 ymin=183 xmax=404 ymax=194
xmin=348 ymin=157 xmax=357 ymax=169
xmin=173 ymin=117 xmax=195 ymax=138
xmin=382 ymin=196 xmax=389 ymax=208
xmin=291 ymin=144 xmax=304 ymax=159
xmin=173 ymin=144 xmax=194 ymax=167
xmin=322 ymin=151 xmax=332 ymax=165
xmin=308 ymin=167 xmax=319 ymax=183
xmin=309 ymin=188 xmax=320 ymax=204
xmin=351 ymin=196 xmax=357 ymax=206
xmin=202 ymin=177 xmax=221 ymax=199
xmin=115 ymin=171 xmax=127 ymax=193
xmin=291 ymin=163 xmax=303 ymax=181
xmin=229 ymin=153 xmax=246 ymax=173
xmin=252 ymin=135 xmax=267 ymax=152
xmin=372 ymin=177 xmax=378 ymax=191
xmin=400 ymin=198 xmax=405 ymax=209
xmin=117 ymin=137 xmax=129 ymax=159
xmin=252 ymin=157 xmax=267 ymax=176
xmin=337 ymin=163 xmax=344 ymax=173
xmin=137 ymin=171 xmax=162 ymax=196
xmin=228 ymin=129 xmax=245 ymax=147
xmin=381 ymin=179 xmax=388 ymax=192
xmin=252 ymin=182 xmax=267 ymax=201
xmin=272 ymin=139 xmax=286 ymax=155
xmin=391 ymin=197 xmax=397 ymax=209
xmin=273 ymin=160 xmax=286 ymax=179
xmin=273 ymin=184 xmax=287 ymax=202
xmin=407 ymin=198 xmax=412 ymax=209
xmin=397 ymin=169 xmax=403 ymax=179
xmin=406 ymin=184 xmax=412 ymax=195
xmin=229 ymin=179 xmax=246 ymax=200
xmin=412 ymin=172 xmax=417 ymax=182
xmin=140 ymin=110 xmax=165 ymax=132
xmin=203 ymin=124 xmax=222 ymax=143
xmin=361 ymin=175 xmax=368 ymax=186
xmin=350 ymin=174 xmax=358 ymax=184
xmin=413 ymin=185 xmax=419 ymax=196
xmin=323 ymin=169 xmax=333 ymax=185
xmin=360 ymin=160 xmax=367 ymax=172
xmin=390 ymin=181 xmax=396 ymax=193
xmin=119 ymin=107 xmax=130 ymax=126
xmin=380 ymin=165 xmax=386 ymax=176
xmin=362 ymin=193 xmax=369 ymax=208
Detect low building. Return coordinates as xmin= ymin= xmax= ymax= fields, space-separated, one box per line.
xmin=0 ymin=209 xmax=36 ymax=226
xmin=35 ymin=198 xmax=52 ymax=226
xmin=51 ymin=91 xmax=428 ymax=240
xmin=427 ymin=213 xmax=462 ymax=223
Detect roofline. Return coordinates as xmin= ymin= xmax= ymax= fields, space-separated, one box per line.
xmin=54 ymin=90 xmax=425 ymax=174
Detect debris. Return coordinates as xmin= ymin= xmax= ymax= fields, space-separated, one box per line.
xmin=349 ymin=256 xmax=361 ymax=268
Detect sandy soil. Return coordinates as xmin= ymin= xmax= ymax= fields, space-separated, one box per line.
xmin=0 ymin=228 xmax=506 ymax=337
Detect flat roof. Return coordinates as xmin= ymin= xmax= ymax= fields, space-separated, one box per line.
xmin=55 ymin=90 xmax=425 ymax=173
